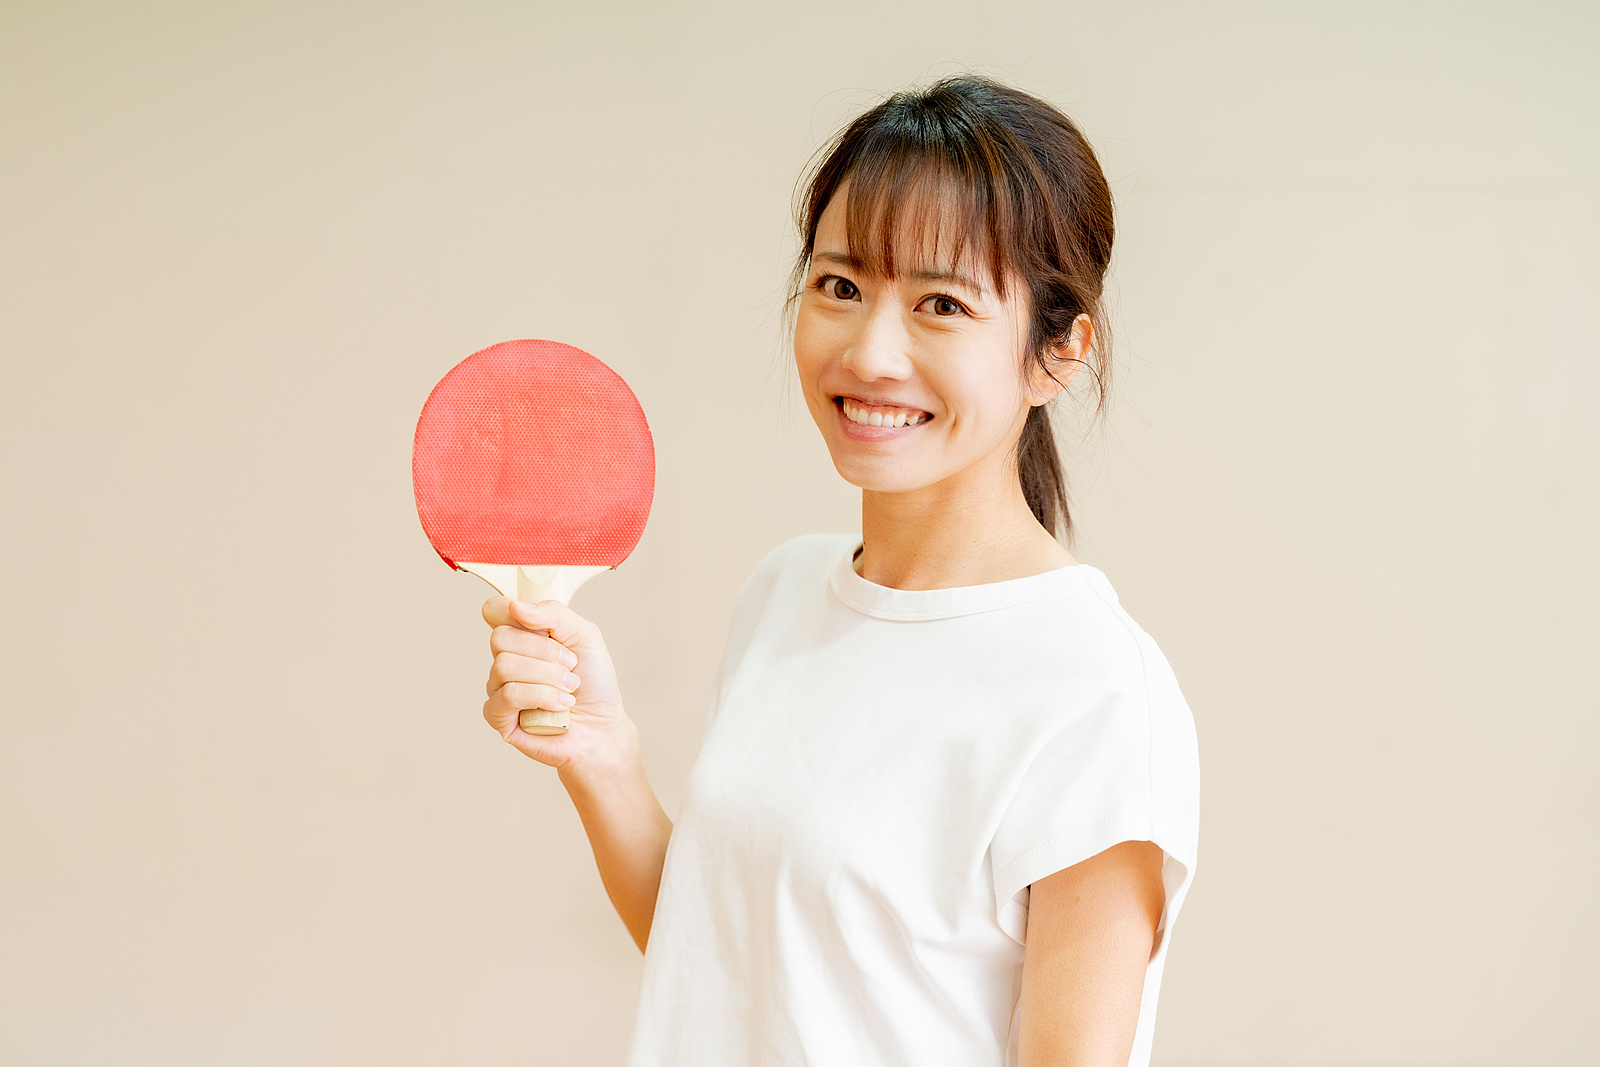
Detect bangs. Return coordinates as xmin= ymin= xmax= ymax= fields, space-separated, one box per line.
xmin=802 ymin=107 xmax=1033 ymax=302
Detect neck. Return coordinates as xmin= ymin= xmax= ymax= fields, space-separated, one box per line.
xmin=855 ymin=461 xmax=1076 ymax=590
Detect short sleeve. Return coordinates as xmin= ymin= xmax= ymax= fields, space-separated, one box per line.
xmin=988 ymin=638 xmax=1200 ymax=949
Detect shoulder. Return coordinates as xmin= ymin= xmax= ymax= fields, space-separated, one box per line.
xmin=1066 ymin=565 xmax=1201 ymax=834
xmin=718 ymin=530 xmax=856 ymax=659
xmin=995 ymin=566 xmax=1157 ymax=710
xmin=1055 ymin=567 xmax=1188 ymax=713
xmin=992 ymin=567 xmax=1201 ymax=906
xmin=760 ymin=531 xmax=858 ymax=575
xmin=734 ymin=531 xmax=856 ymax=613
xmin=1025 ymin=566 xmax=1199 ymax=792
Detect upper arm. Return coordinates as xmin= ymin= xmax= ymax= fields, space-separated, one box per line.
xmin=1016 ymin=839 xmax=1166 ymax=1067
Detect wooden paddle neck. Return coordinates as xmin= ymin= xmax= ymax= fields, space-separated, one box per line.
xmin=455 ymin=563 xmax=610 ymax=606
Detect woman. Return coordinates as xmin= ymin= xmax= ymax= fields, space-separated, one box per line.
xmin=480 ymin=76 xmax=1199 ymax=1067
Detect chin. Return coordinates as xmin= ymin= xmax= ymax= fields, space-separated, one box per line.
xmin=828 ymin=454 xmax=936 ymax=495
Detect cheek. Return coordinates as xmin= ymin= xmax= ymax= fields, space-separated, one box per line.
xmin=934 ymin=367 xmax=1011 ymax=428
xmin=941 ymin=367 xmax=1026 ymax=441
xmin=791 ymin=308 xmax=834 ymax=389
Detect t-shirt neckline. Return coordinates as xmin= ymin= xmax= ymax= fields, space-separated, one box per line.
xmin=827 ymin=538 xmax=1095 ymax=621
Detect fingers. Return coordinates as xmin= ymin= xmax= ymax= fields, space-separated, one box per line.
xmin=506 ymin=598 xmax=594 ymax=650
xmin=491 ymin=680 xmax=577 ymax=715
xmin=486 ymin=650 xmax=582 ymax=699
xmin=482 ymin=596 xmax=591 ymax=654
xmin=489 ymin=623 xmax=579 ymax=667
xmin=483 ymin=678 xmax=578 ymax=738
xmin=479 ymin=596 xmax=605 ymax=761
xmin=481 ymin=595 xmax=516 ymax=629
xmin=482 ymin=594 xmax=585 ymax=635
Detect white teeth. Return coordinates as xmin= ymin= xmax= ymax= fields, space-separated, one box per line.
xmin=841 ymin=399 xmax=928 ymax=428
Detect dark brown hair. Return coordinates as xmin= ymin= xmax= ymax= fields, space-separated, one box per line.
xmin=789 ymin=75 xmax=1114 ymax=542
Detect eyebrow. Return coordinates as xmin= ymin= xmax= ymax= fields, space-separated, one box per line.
xmin=812 ymin=250 xmax=987 ymax=296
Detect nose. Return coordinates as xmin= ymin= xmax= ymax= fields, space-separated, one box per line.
xmin=839 ymin=297 xmax=914 ymax=383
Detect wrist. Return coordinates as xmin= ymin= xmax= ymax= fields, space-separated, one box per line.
xmin=558 ymin=714 xmax=644 ymax=797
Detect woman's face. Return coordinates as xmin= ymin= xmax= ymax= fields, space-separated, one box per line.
xmin=793 ymin=186 xmax=1067 ymax=498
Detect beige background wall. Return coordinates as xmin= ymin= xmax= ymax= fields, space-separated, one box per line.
xmin=2 ymin=1 xmax=1595 ymax=1064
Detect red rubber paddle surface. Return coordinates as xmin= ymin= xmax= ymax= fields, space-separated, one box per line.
xmin=412 ymin=339 xmax=655 ymax=569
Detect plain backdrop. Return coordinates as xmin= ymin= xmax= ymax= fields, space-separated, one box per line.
xmin=2 ymin=2 xmax=1596 ymax=1064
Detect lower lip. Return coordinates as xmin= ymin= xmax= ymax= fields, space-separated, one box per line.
xmin=834 ymin=398 xmax=932 ymax=441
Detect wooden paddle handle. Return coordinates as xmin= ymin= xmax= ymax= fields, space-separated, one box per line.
xmin=520 ymin=708 xmax=568 ymax=735
xmin=458 ymin=562 xmax=610 ymax=736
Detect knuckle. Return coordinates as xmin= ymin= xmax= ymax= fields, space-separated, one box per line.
xmin=489 ymin=625 xmax=518 ymax=655
xmin=490 ymin=650 xmax=515 ymax=681
xmin=512 ymin=682 xmax=552 ymax=710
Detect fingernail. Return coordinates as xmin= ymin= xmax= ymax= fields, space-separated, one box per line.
xmin=563 ymin=672 xmax=581 ymax=689
xmin=559 ymin=649 xmax=578 ymax=668
xmin=560 ymin=692 xmax=576 ymax=706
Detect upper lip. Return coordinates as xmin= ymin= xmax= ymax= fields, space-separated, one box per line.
xmin=833 ymin=393 xmax=933 ymax=413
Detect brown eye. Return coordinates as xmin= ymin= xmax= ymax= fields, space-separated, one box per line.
xmin=827 ymin=277 xmax=859 ymax=300
xmin=933 ymin=297 xmax=961 ymax=316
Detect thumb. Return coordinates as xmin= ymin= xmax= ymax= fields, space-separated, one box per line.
xmin=509 ymin=598 xmax=590 ymax=651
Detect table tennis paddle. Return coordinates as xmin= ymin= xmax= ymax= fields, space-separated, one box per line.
xmin=412 ymin=339 xmax=655 ymax=735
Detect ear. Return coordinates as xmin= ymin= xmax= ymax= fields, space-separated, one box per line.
xmin=1026 ymin=314 xmax=1094 ymax=406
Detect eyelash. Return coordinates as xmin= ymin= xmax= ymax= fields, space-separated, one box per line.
xmin=812 ymin=275 xmax=858 ymax=301
xmin=811 ymin=275 xmax=969 ymax=317
xmin=918 ymin=295 xmax=968 ymax=317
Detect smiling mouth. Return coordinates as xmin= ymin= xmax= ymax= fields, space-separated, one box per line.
xmin=835 ymin=396 xmax=933 ymax=428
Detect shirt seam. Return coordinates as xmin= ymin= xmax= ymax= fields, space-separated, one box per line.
xmin=828 ymin=558 xmax=1093 ymax=621
xmin=992 ymin=810 xmax=1130 ymax=892
xmin=1077 ymin=572 xmax=1159 ymax=851
xmin=830 ymin=587 xmax=1083 ymax=621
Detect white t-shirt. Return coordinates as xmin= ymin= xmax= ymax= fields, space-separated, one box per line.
xmin=626 ymin=533 xmax=1200 ymax=1067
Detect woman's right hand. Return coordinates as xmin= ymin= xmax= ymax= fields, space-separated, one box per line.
xmin=481 ymin=596 xmax=636 ymax=780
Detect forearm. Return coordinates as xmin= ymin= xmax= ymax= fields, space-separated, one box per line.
xmin=558 ymin=722 xmax=673 ymax=952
